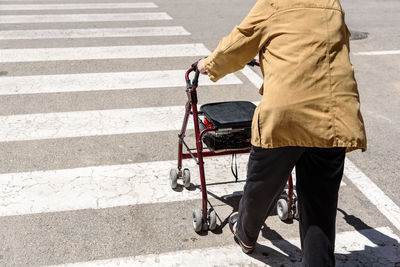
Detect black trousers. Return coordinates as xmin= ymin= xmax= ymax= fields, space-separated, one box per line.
xmin=236 ymin=146 xmax=346 ymax=267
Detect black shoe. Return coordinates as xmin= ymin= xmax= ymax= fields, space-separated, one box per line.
xmin=228 ymin=212 xmax=255 ymax=254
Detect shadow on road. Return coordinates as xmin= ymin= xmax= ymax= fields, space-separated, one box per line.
xmin=202 ymin=188 xmax=400 ymax=266
xmin=252 ymin=209 xmax=400 ymax=266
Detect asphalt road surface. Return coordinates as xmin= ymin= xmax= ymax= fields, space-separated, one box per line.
xmin=0 ymin=0 xmax=399 ymax=266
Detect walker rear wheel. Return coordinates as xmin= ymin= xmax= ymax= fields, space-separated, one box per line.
xmin=183 ymin=168 xmax=191 ymax=189
xmin=208 ymin=209 xmax=217 ymax=231
xmin=294 ymin=198 xmax=299 ymax=219
xmin=277 ymin=199 xmax=289 ymax=221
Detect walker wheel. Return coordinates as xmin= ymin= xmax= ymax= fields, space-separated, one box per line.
xmin=169 ymin=168 xmax=178 ymax=189
xmin=208 ymin=208 xmax=217 ymax=231
xmin=183 ymin=168 xmax=191 ymax=189
xmin=192 ymin=209 xmax=203 ymax=232
xmin=277 ymin=199 xmax=289 ymax=221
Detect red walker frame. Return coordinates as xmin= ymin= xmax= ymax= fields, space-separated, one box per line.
xmin=171 ymin=62 xmax=296 ymax=232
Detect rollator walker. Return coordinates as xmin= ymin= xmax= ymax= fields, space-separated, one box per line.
xmin=169 ymin=60 xmax=298 ymax=232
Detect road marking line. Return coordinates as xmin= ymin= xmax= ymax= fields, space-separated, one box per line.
xmin=0 ymin=105 xmax=196 ymax=141
xmin=0 ymin=69 xmax=241 ymax=96
xmin=353 ymin=50 xmax=400 ymax=56
xmin=240 ymin=65 xmax=263 ymax=89
xmin=0 ymin=43 xmax=209 ymax=63
xmin=0 ymin=13 xmax=172 ymax=24
xmin=50 ymin=227 xmax=400 ymax=266
xmin=0 ymin=105 xmax=193 ymax=141
xmin=0 ymin=156 xmax=346 ymax=217
xmin=0 ymin=3 xmax=157 ymax=10
xmin=0 ymin=26 xmax=190 ymax=40
xmin=366 ymin=110 xmax=393 ymax=124
xmin=344 ymin=158 xmax=400 ymax=232
xmin=0 ymin=0 xmax=75 ymax=1
xmin=0 ymin=156 xmax=249 ymax=217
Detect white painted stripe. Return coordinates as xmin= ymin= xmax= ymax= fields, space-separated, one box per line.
xmin=0 ymin=13 xmax=172 ymax=24
xmin=0 ymin=0 xmax=73 ymax=1
xmin=0 ymin=156 xmax=249 ymax=217
xmin=344 ymin=158 xmax=400 ymax=232
xmin=0 ymin=3 xmax=157 ymax=10
xmin=0 ymin=106 xmax=191 ymax=141
xmin=0 ymin=26 xmax=190 ymax=40
xmin=240 ymin=65 xmax=263 ymax=89
xmin=0 ymin=104 xmax=197 ymax=141
xmin=353 ymin=50 xmax=400 ymax=56
xmin=0 ymin=158 xmax=346 ymax=217
xmin=0 ymin=43 xmax=209 ymax=63
xmin=50 ymin=227 xmax=400 ymax=266
xmin=0 ymin=69 xmax=241 ymax=96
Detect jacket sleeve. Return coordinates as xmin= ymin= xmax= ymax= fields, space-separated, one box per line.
xmin=204 ymin=0 xmax=274 ymax=82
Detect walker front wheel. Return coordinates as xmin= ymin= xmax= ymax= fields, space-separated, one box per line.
xmin=169 ymin=168 xmax=178 ymax=189
xmin=192 ymin=209 xmax=203 ymax=232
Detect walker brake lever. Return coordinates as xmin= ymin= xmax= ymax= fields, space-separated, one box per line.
xmin=192 ymin=61 xmax=199 ymax=69
xmin=247 ymin=59 xmax=258 ymax=67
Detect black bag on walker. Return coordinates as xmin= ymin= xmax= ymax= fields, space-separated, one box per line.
xmin=201 ymin=128 xmax=252 ymax=151
xmin=199 ymin=101 xmax=256 ymax=151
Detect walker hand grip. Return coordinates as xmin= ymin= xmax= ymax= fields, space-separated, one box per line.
xmin=192 ymin=69 xmax=200 ymax=87
xmin=185 ymin=66 xmax=195 ymax=90
xmin=191 ymin=61 xmax=200 ymax=87
xmin=185 ymin=61 xmax=200 ymax=90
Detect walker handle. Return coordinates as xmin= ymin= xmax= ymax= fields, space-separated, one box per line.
xmin=185 ymin=59 xmax=259 ymax=90
xmin=185 ymin=61 xmax=200 ymax=90
xmin=191 ymin=61 xmax=200 ymax=87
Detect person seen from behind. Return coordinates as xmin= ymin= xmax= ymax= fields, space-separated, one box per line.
xmin=197 ymin=0 xmax=367 ymax=266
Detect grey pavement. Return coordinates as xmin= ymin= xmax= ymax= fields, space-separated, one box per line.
xmin=0 ymin=0 xmax=399 ymax=266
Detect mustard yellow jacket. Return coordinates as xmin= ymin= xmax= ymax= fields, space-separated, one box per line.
xmin=205 ymin=0 xmax=367 ymax=152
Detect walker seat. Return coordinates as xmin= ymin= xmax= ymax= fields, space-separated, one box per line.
xmin=200 ymin=101 xmax=256 ymax=129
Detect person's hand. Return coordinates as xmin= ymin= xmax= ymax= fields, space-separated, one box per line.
xmin=197 ymin=58 xmax=207 ymax=75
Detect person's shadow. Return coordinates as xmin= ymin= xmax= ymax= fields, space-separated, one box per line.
xmin=249 ymin=207 xmax=400 ymax=266
xmin=256 ymin=209 xmax=400 ymax=266
xmin=204 ymin=187 xmax=400 ymax=266
xmin=334 ymin=208 xmax=400 ymax=266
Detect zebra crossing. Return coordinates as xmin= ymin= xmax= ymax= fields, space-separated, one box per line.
xmin=0 ymin=1 xmax=400 ymax=266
